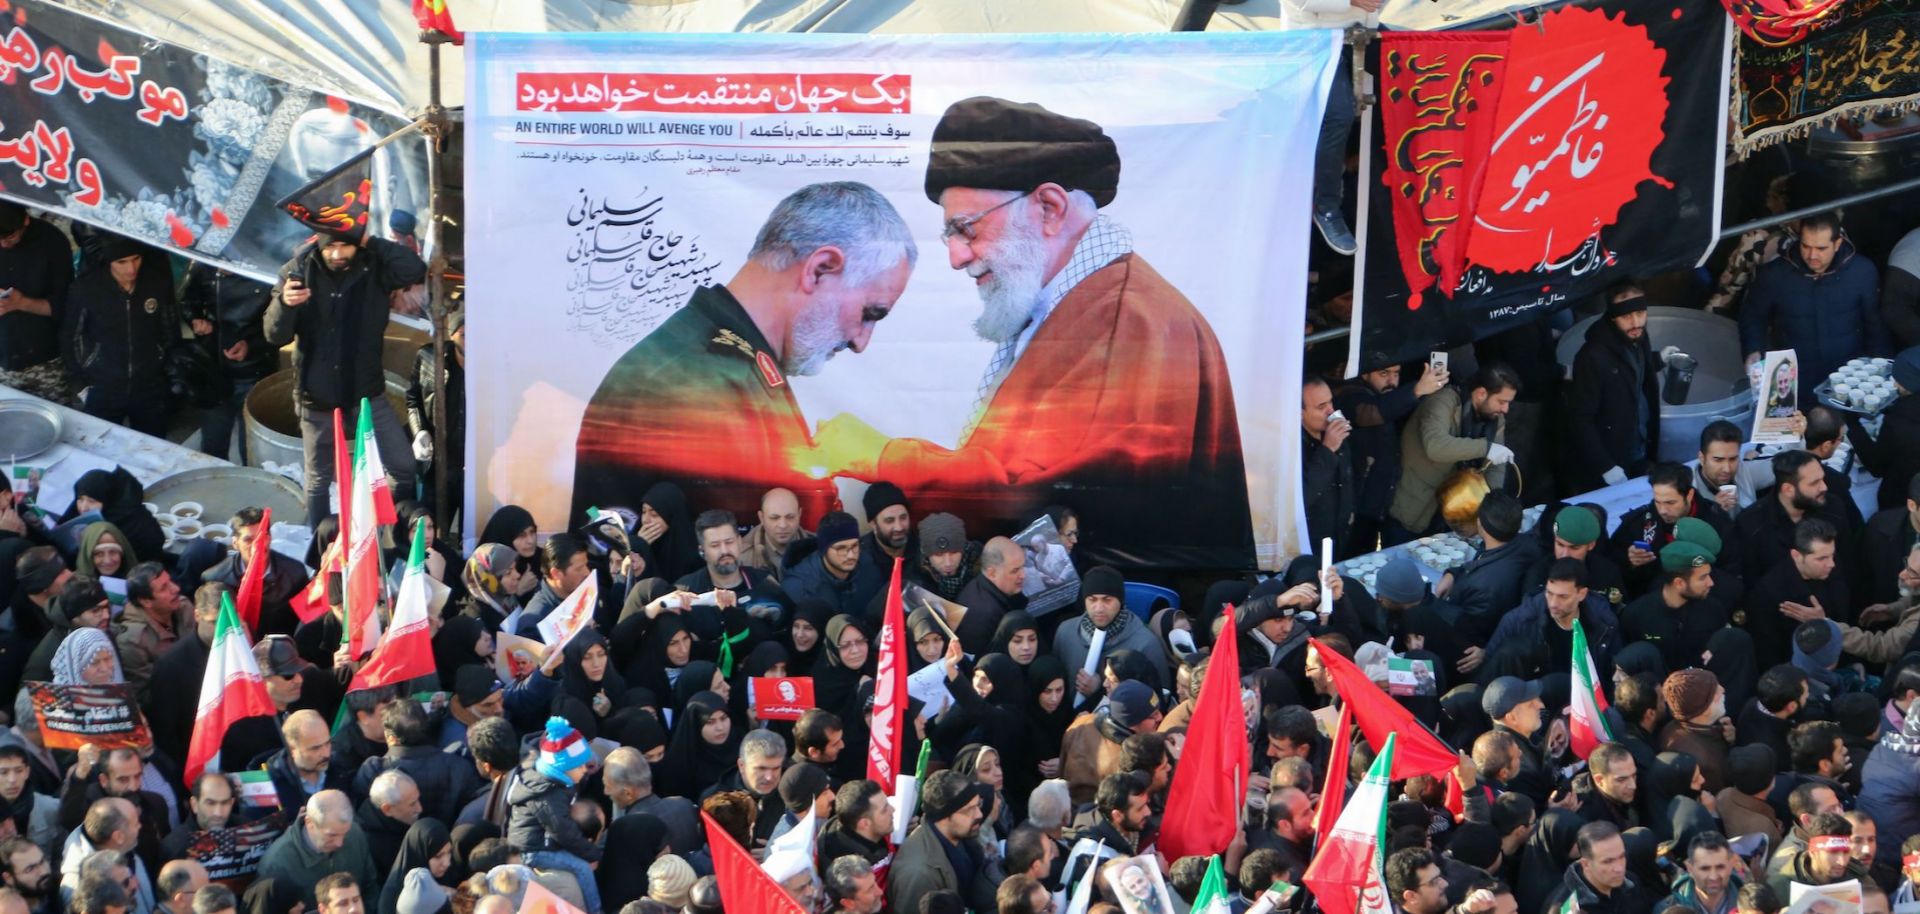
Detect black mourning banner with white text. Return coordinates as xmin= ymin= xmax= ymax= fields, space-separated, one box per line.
xmin=0 ymin=0 xmax=427 ymax=282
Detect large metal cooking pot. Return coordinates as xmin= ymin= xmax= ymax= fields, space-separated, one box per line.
xmin=242 ymin=369 xmax=412 ymax=471
xmin=1555 ymin=306 xmax=1755 ymax=463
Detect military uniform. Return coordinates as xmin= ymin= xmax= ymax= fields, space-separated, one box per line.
xmin=572 ymin=285 xmax=836 ymax=527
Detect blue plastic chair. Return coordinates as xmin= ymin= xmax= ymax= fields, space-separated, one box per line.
xmin=1123 ymin=581 xmax=1180 ymax=617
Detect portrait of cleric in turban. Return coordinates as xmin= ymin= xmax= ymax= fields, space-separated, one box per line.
xmin=804 ymin=96 xmax=1254 ymax=567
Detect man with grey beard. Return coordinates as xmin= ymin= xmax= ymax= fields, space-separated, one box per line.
xmin=1818 ymin=542 xmax=1920 ymax=664
xmin=571 ymin=181 xmax=917 ymax=527
xmin=810 ymin=97 xmax=1253 ymax=566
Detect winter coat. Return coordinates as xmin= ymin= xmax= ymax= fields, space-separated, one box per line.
xmin=263 ymin=237 xmax=426 ymax=410
xmin=1333 ymin=378 xmax=1423 ymax=521
xmin=60 ymin=264 xmax=179 ymax=394
xmin=404 ymin=343 xmax=463 ymax=466
xmin=1390 ymin=386 xmax=1507 ymax=534
xmin=180 ymin=263 xmax=277 ymax=379
xmin=352 ymin=745 xmax=484 ymax=826
xmin=1302 ymin=427 xmax=1355 ymax=556
xmin=1482 ymin=590 xmax=1619 ymax=678
xmin=1850 ymin=394 xmax=1920 ymax=514
xmin=505 ymin=764 xmax=601 ymax=862
xmin=1542 ymin=862 xmax=1654 ymax=914
xmin=1740 ymin=237 xmax=1889 ymax=402
xmin=781 ymin=539 xmax=884 ymax=623
xmin=1434 ymin=536 xmax=1543 ymax=646
xmin=1565 ymin=316 xmax=1663 ymax=492
xmin=255 ymin=811 xmax=382 ymax=908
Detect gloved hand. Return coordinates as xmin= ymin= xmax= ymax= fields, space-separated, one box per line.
xmin=411 ymin=430 xmax=433 ymax=462
xmin=1602 ymin=465 xmax=1628 ymax=486
xmin=1486 ymin=443 xmax=1515 ymax=466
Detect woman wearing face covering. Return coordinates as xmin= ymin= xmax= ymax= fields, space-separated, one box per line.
xmin=638 ymin=482 xmax=700 ymax=583
xmin=63 ymin=468 xmax=163 ymax=562
xmin=604 ymin=706 xmax=670 ymax=764
xmin=558 ymin=630 xmax=626 ymax=723
xmin=1516 ymin=809 xmax=1586 ymax=914
xmin=940 ymin=651 xmax=1039 ymax=819
xmin=1641 ymin=751 xmax=1709 ymax=844
xmin=656 ymin=691 xmax=738 ymax=798
xmin=461 ymin=544 xmax=523 ymax=632
xmin=670 ymin=660 xmax=729 ymax=720
xmin=379 ymin=818 xmax=453 ymax=914
xmin=479 ymin=504 xmax=542 ymax=599
xmin=446 ymin=822 xmax=499 ymax=884
xmin=598 ymin=813 xmax=670 ymax=912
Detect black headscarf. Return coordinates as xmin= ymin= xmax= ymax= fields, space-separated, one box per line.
xmin=379 ymin=818 xmax=451 ymax=914
xmin=1642 ymin=751 xmax=1700 ymax=840
xmin=1197 ymin=579 xmax=1252 ymax=648
xmin=243 ymin=878 xmax=305 ymax=914
xmin=560 ymin=629 xmax=626 ymax=715
xmin=66 ymin=467 xmax=164 ymax=560
xmin=626 ymin=613 xmax=693 ymax=700
xmin=479 ymin=505 xmax=537 ymax=553
xmin=783 ymin=600 xmax=831 ymax=676
xmin=658 ymin=691 xmax=737 ymax=798
xmin=907 ymin=607 xmax=946 ymax=673
xmin=1026 ymin=655 xmax=1075 ymax=758
xmin=599 ymin=814 xmax=670 ymax=911
xmin=1516 ymin=810 xmax=1584 ymax=914
xmin=447 ymin=822 xmax=498 ymax=884
xmin=973 ymin=653 xmax=1030 ymax=711
xmin=673 ymin=660 xmax=722 ymax=717
xmin=1703 ymin=627 xmax=1759 ymax=714
xmin=641 ymin=482 xmax=700 ymax=582
xmin=604 ymin=707 xmax=669 ymax=758
xmin=1613 ymin=641 xmax=1666 ymax=682
xmin=433 ymin=615 xmax=490 ymax=691
xmin=306 ymin=515 xmax=340 ymax=569
xmin=1440 ymin=683 xmax=1490 ymax=749
xmin=991 ymin=611 xmax=1041 ymax=667
xmin=1247 ymin=668 xmax=1303 ymax=716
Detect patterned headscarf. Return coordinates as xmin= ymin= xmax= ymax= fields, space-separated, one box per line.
xmin=52 ymin=627 xmax=122 ymax=685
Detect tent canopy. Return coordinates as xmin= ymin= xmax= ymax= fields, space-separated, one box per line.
xmin=60 ymin=0 xmax=1525 ymax=116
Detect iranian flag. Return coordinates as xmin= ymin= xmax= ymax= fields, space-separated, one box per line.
xmin=184 ymin=595 xmax=277 ymax=784
xmin=344 ymin=400 xmax=392 ymax=659
xmin=348 ymin=519 xmax=437 ymax=691
xmin=1570 ymin=618 xmax=1617 ymax=760
xmin=1303 ymin=733 xmax=1398 ymax=914
xmin=1191 ymin=856 xmax=1232 ymax=914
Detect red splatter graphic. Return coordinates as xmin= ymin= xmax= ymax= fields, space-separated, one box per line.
xmin=95 ymin=38 xmax=118 ymax=63
xmin=12 ymin=8 xmax=24 ymax=26
xmin=325 ymin=95 xmax=349 ymax=114
xmin=209 ymin=207 xmax=230 ymax=229
xmin=1464 ymin=6 xmax=1670 ymax=274
xmin=165 ymin=212 xmax=193 ymax=247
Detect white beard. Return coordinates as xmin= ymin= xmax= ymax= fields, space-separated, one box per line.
xmin=969 ymin=210 xmax=1049 ymax=344
xmin=1903 ymin=580 xmax=1920 ymax=599
xmin=785 ymin=296 xmax=846 ymax=377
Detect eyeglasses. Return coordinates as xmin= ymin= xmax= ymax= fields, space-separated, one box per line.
xmin=941 ymin=191 xmax=1030 ymax=243
xmin=838 ymin=637 xmax=868 ymax=650
xmin=1421 ymin=876 xmax=1448 ymax=888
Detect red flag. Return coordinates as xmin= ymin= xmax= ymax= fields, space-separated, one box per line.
xmin=288 ymin=539 xmax=339 ymax=625
xmin=702 ymin=811 xmax=808 ymax=914
xmin=231 ymin=507 xmax=272 ymax=634
xmin=1312 ymin=702 xmax=1355 ymax=847
xmin=1157 ymin=603 xmax=1249 ymax=860
xmin=332 ymin=408 xmax=351 ymax=535
xmin=410 ymin=0 xmax=464 ymax=44
xmin=866 ymin=557 xmax=907 ymax=789
xmin=1309 ymin=638 xmax=1458 ymax=780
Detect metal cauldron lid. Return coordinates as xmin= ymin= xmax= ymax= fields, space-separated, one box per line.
xmin=0 ymin=399 xmax=63 ymax=462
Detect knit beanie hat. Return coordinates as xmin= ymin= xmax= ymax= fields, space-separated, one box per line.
xmin=861 ymin=482 xmax=908 ymax=521
xmin=921 ymin=770 xmax=990 ymax=823
xmin=1833 ymin=692 xmax=1882 ymax=740
xmin=778 ymin=762 xmax=832 ymax=815
xmin=647 ymin=855 xmax=697 ymax=908
xmin=1794 ymin=619 xmax=1843 ymax=671
xmin=55 ymin=578 xmax=108 ymax=625
xmin=817 ymin=511 xmax=859 ymax=548
xmin=397 ymin=869 xmax=452 ymax=914
xmin=918 ymin=512 xmax=966 ymax=555
xmin=536 ymin=716 xmax=593 ymax=785
xmin=1662 ymin=669 xmax=1719 ymax=722
xmin=1080 ymin=566 xmax=1125 ymax=602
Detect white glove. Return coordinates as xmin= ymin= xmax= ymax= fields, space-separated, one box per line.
xmin=1602 ymin=465 xmax=1628 ymax=486
xmin=411 ymin=430 xmax=434 ymax=462
xmin=1486 ymin=443 xmax=1515 ymax=466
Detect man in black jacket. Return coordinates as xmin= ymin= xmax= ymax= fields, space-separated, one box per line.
xmin=1745 ymin=518 xmax=1850 ymax=668
xmin=1435 ymin=492 xmax=1541 ymax=647
xmin=0 ymin=202 xmax=76 ymax=404
xmin=1850 ymin=347 xmax=1920 ymax=514
xmin=1859 ymin=476 xmax=1920 ymax=605
xmin=350 ymin=702 xmax=481 ymax=825
xmin=203 ymin=509 xmax=311 ymax=640
xmin=953 ymin=537 xmax=1026 ymax=656
xmin=264 ymin=231 xmax=425 ymax=524
xmin=1609 ymin=462 xmax=1734 ymax=600
xmin=182 ymin=264 xmax=277 ymax=462
xmin=1302 ymin=376 xmax=1355 ymax=558
xmin=1334 ymin=358 xmax=1447 ymax=558
xmin=1565 ymin=282 xmax=1662 ymax=493
xmin=1733 ymin=450 xmax=1856 ymax=589
xmin=60 ymin=238 xmax=177 ymax=436
xmin=403 ymin=310 xmax=463 ymax=521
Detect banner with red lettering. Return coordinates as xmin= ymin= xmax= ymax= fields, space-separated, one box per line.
xmin=465 ymin=30 xmax=1341 ymax=569
xmin=1350 ymin=0 xmax=1731 ymax=374
xmin=0 ymin=0 xmax=428 ymax=282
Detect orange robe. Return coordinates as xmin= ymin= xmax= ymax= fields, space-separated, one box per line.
xmin=875 ymin=253 xmax=1254 ymax=568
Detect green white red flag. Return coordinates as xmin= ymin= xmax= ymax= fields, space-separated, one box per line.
xmin=1570 ymin=618 xmax=1617 ymax=760
xmin=1303 ymin=733 xmax=1397 ymax=914
xmin=344 ymin=400 xmax=389 ymax=659
xmin=184 ymin=595 xmax=277 ymax=784
xmin=349 ymin=519 xmax=437 ymax=691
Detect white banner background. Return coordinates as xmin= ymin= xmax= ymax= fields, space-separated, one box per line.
xmin=465 ymin=31 xmax=1334 ymax=568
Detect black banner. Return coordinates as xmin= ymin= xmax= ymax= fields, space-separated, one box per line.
xmin=1354 ymin=0 xmax=1728 ymax=372
xmin=0 ymin=0 xmax=428 ymax=281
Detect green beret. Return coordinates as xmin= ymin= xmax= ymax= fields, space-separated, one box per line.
xmin=924 ymin=96 xmax=1121 ymax=207
xmin=1672 ymin=517 xmax=1722 ymax=562
xmin=1552 ymin=506 xmax=1600 ymax=547
xmin=1660 ymin=540 xmax=1714 ymax=573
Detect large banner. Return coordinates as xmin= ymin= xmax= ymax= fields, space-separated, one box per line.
xmin=1350 ymin=0 xmax=1731 ymax=373
xmin=1733 ymin=0 xmax=1920 ymax=153
xmin=466 ymin=32 xmax=1337 ymax=570
xmin=0 ymin=0 xmax=429 ymax=282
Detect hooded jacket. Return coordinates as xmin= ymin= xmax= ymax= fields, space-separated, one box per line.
xmin=60 ymin=257 xmax=179 ymax=394
xmin=504 ymin=764 xmax=600 ymax=862
xmin=1740 ymin=236 xmax=1889 ymax=403
xmin=1565 ymin=314 xmax=1662 ymax=491
xmin=1483 ymin=589 xmax=1620 ymax=678
xmin=263 ymin=237 xmax=426 ymax=410
xmin=1859 ymin=704 xmax=1920 ymax=870
xmin=180 ymin=263 xmax=277 ymax=379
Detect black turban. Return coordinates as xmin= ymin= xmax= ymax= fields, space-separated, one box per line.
xmin=924 ymin=96 xmax=1121 ymax=208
